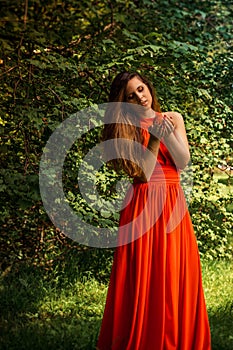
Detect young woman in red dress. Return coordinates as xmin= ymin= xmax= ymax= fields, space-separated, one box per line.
xmin=97 ymin=72 xmax=211 ymax=350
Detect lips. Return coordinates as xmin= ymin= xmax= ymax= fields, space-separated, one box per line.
xmin=140 ymin=100 xmax=148 ymax=106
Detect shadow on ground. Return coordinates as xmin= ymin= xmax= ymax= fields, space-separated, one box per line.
xmin=0 ymin=263 xmax=232 ymax=350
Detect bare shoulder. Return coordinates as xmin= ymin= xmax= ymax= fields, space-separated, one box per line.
xmin=162 ymin=111 xmax=184 ymax=127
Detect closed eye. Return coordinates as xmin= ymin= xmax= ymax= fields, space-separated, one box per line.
xmin=126 ymin=86 xmax=144 ymax=101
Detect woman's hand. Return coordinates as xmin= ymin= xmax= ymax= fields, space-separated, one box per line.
xmin=162 ymin=112 xmax=190 ymax=169
xmin=148 ymin=114 xmax=175 ymax=140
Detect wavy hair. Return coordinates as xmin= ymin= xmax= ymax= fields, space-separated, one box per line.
xmin=103 ymin=72 xmax=161 ymax=178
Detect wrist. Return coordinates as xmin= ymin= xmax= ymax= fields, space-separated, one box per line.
xmin=148 ymin=134 xmax=160 ymax=152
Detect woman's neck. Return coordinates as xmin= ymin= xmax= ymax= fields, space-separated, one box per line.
xmin=140 ymin=109 xmax=156 ymax=119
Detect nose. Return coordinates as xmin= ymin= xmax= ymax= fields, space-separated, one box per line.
xmin=135 ymin=91 xmax=143 ymax=102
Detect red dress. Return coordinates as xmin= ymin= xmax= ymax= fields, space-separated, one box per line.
xmin=97 ymin=117 xmax=211 ymax=350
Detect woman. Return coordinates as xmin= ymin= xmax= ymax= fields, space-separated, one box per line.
xmin=97 ymin=72 xmax=211 ymax=349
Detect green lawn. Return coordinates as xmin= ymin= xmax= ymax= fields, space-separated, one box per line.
xmin=202 ymin=259 xmax=233 ymax=350
xmin=0 ymin=259 xmax=232 ymax=350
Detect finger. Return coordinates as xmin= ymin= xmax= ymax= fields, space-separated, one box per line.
xmin=151 ymin=125 xmax=164 ymax=140
xmin=164 ymin=118 xmax=175 ymax=133
xmin=164 ymin=116 xmax=174 ymax=127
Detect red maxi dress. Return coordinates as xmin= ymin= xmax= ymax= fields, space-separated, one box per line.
xmin=97 ymin=117 xmax=211 ymax=350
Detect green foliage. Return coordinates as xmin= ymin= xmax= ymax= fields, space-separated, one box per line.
xmin=0 ymin=0 xmax=232 ymax=270
xmin=0 ymin=259 xmax=232 ymax=349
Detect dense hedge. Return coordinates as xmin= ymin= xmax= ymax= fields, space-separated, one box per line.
xmin=1 ymin=0 xmax=232 ymax=272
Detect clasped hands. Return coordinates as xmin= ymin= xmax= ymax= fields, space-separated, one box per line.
xmin=148 ymin=114 xmax=175 ymax=140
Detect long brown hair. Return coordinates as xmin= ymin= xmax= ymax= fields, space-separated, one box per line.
xmin=103 ymin=72 xmax=161 ymax=178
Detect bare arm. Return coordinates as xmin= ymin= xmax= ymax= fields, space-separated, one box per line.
xmin=162 ymin=112 xmax=190 ymax=169
xmin=135 ymin=111 xmax=189 ymax=182
xmin=136 ymin=113 xmax=175 ymax=182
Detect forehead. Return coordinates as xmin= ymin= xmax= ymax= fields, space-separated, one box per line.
xmin=126 ymin=76 xmax=145 ymax=93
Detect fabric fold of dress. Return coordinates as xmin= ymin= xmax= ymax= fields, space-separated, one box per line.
xmin=97 ymin=117 xmax=211 ymax=350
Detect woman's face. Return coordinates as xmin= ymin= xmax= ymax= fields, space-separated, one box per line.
xmin=125 ymin=76 xmax=153 ymax=110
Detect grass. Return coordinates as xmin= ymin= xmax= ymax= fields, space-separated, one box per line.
xmin=0 ymin=171 xmax=233 ymax=350
xmin=0 ymin=259 xmax=232 ymax=350
xmin=0 ymin=264 xmax=107 ymax=350
xmin=202 ymin=259 xmax=233 ymax=350
xmin=0 ymin=170 xmax=232 ymax=349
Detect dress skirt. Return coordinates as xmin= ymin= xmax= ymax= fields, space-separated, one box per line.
xmin=97 ymin=120 xmax=211 ymax=350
